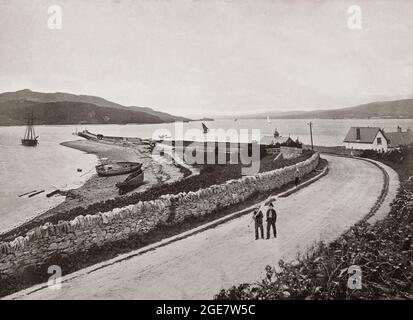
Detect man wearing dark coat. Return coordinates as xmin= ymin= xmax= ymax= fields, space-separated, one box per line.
xmin=266 ymin=202 xmax=277 ymax=239
xmin=252 ymin=207 xmax=264 ymax=240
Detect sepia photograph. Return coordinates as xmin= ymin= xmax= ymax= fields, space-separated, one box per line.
xmin=0 ymin=0 xmax=412 ymax=308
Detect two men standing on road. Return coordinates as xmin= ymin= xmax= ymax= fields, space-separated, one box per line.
xmin=253 ymin=200 xmax=277 ymax=240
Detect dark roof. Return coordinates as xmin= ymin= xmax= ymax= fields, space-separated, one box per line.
xmin=385 ymin=131 xmax=413 ymax=147
xmin=260 ymin=135 xmax=292 ymax=146
xmin=343 ymin=127 xmax=385 ymax=143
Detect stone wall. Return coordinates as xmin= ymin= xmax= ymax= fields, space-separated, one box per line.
xmin=0 ymin=153 xmax=319 ymax=278
xmin=280 ymin=146 xmax=303 ymax=159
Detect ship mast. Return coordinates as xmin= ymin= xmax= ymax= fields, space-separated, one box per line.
xmin=24 ymin=111 xmax=36 ymax=140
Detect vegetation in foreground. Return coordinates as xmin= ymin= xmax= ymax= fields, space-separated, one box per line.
xmin=215 ymin=147 xmax=413 ymax=300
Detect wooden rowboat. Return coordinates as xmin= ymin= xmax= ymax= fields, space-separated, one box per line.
xmin=116 ymin=170 xmax=144 ymax=195
xmin=95 ymin=161 xmax=142 ymax=177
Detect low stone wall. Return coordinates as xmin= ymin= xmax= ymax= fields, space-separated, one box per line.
xmin=280 ymin=146 xmax=303 ymax=159
xmin=0 ymin=153 xmax=319 ymax=278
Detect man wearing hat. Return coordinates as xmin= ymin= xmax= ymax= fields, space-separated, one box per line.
xmin=266 ymin=201 xmax=277 ymax=239
xmin=252 ymin=207 xmax=264 ymax=240
xmin=295 ymin=168 xmax=301 ymax=187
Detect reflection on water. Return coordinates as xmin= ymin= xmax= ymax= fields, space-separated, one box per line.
xmin=1 ymin=118 xmax=413 ymax=232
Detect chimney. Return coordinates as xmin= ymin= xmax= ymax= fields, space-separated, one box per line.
xmin=356 ymin=127 xmax=361 ymax=140
xmin=397 ymin=126 xmax=402 ymax=133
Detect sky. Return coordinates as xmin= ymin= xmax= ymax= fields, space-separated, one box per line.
xmin=0 ymin=0 xmax=413 ymax=117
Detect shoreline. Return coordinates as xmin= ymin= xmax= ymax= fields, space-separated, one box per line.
xmin=0 ymin=138 xmax=184 ymax=241
xmin=43 ymin=138 xmax=185 ymax=215
xmin=0 ymin=137 xmax=98 ymax=235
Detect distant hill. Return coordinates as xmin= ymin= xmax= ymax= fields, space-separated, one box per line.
xmin=232 ymin=99 xmax=413 ymax=120
xmin=0 ymin=89 xmax=191 ymax=125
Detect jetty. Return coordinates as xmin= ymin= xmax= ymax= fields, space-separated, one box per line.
xmin=77 ymin=130 xmax=144 ymax=144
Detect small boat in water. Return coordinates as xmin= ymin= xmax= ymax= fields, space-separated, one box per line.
xmin=116 ymin=169 xmax=144 ymax=195
xmin=95 ymin=161 xmax=142 ymax=177
xmin=158 ymin=134 xmax=171 ymax=140
xmin=21 ymin=111 xmax=38 ymax=146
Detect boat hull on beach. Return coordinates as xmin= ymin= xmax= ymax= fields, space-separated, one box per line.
xmin=95 ymin=162 xmax=143 ymax=177
xmin=116 ymin=170 xmax=144 ymax=195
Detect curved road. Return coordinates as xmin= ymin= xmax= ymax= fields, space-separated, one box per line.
xmin=7 ymin=155 xmax=396 ymax=299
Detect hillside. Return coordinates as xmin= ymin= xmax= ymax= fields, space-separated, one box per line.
xmin=0 ymin=89 xmax=191 ymax=125
xmin=235 ymin=99 xmax=413 ymax=119
xmin=0 ymin=100 xmax=165 ymax=125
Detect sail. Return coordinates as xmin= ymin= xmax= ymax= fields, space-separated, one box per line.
xmin=202 ymin=123 xmax=209 ymax=133
xmin=267 ymin=116 xmax=271 ymax=123
xmin=24 ymin=116 xmax=36 ymax=140
xmin=22 ymin=110 xmax=38 ymax=146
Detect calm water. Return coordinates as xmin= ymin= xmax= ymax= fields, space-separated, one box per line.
xmin=1 ymin=118 xmax=413 ymax=232
xmin=0 ymin=126 xmax=97 ymax=232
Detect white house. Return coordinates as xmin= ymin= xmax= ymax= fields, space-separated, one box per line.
xmin=343 ymin=127 xmax=388 ymax=152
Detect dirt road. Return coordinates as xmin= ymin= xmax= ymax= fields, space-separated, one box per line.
xmin=7 ymin=155 xmax=397 ymax=300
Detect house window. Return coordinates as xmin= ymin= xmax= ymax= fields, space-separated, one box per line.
xmin=377 ymin=137 xmax=382 ymax=145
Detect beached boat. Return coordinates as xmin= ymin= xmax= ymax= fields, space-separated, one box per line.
xmin=116 ymin=169 xmax=144 ymax=194
xmin=21 ymin=111 xmax=38 ymax=146
xmin=95 ymin=161 xmax=142 ymax=177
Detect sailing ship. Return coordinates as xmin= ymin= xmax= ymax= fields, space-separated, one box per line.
xmin=21 ymin=112 xmax=38 ymax=146
xmin=267 ymin=116 xmax=271 ymax=124
xmin=202 ymin=122 xmax=209 ymax=134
